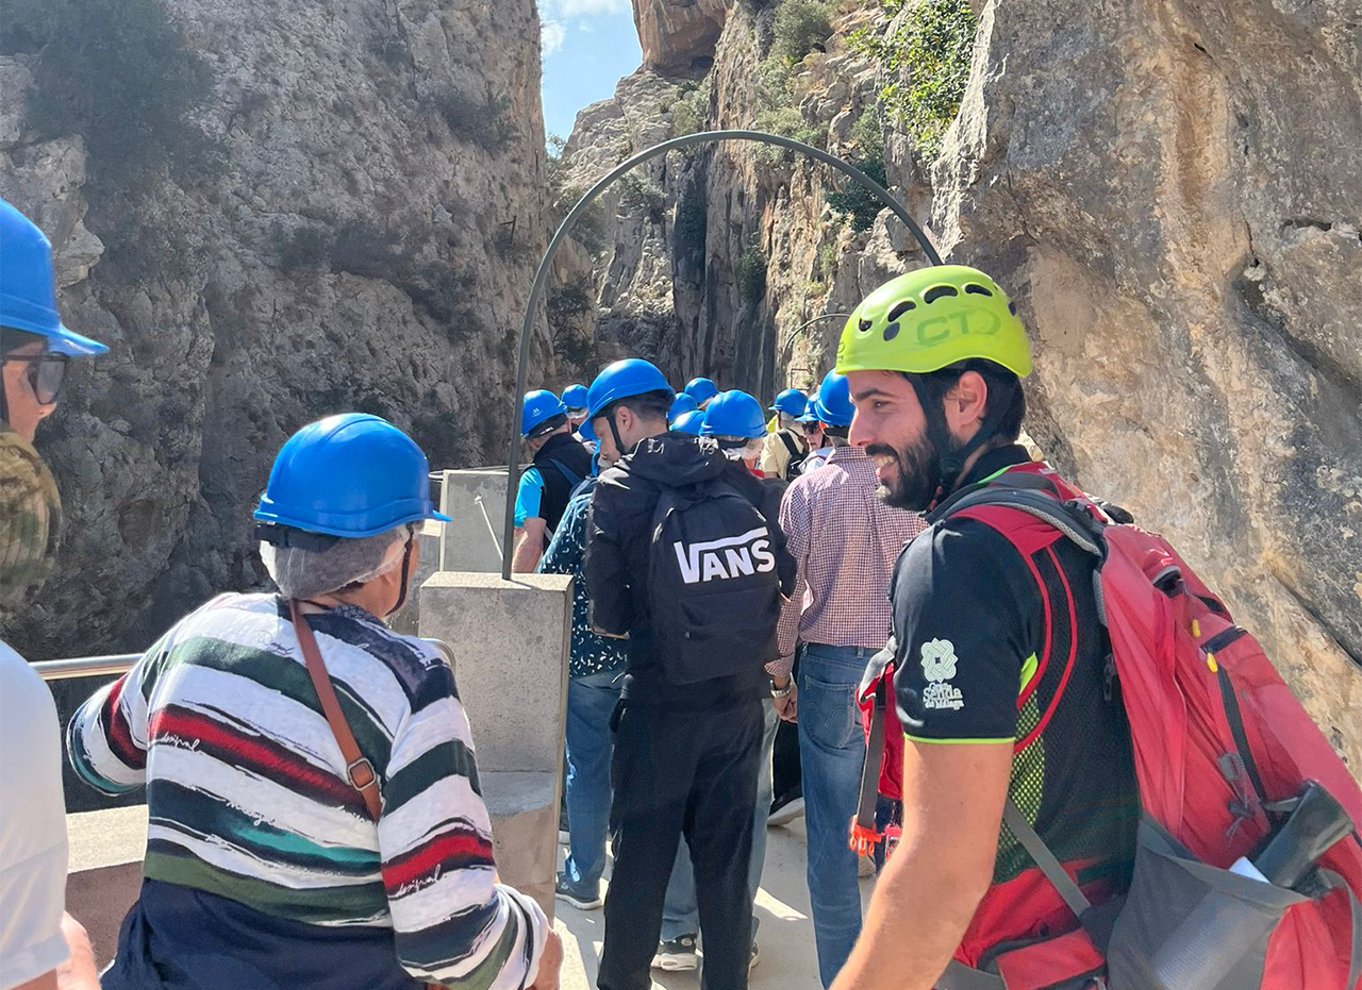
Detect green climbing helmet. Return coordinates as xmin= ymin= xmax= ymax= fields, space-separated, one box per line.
xmin=835 ymin=265 xmax=1032 ymax=379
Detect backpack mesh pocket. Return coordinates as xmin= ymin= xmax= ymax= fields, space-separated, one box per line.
xmin=1107 ymin=822 xmax=1305 ymax=990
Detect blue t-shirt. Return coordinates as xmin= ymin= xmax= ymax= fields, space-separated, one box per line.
xmin=514 ymin=467 xmax=545 ymax=528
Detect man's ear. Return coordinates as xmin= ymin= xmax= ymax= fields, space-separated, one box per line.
xmin=945 ymin=370 xmax=990 ymax=433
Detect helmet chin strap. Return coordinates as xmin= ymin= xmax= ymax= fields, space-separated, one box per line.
xmin=386 ymin=533 xmax=416 ymax=618
xmin=606 ymin=407 xmax=627 ymax=457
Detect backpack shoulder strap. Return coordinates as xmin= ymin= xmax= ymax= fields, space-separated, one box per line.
xmin=778 ymin=430 xmax=802 ymax=461
xmin=289 ymin=600 xmax=382 ymax=822
xmin=941 ymin=485 xmax=1105 ymax=559
xmin=544 ymin=457 xmax=585 ymax=487
xmin=1001 ymin=798 xmax=1093 ymax=918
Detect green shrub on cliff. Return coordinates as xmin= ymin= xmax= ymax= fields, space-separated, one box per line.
xmin=850 ymin=0 xmax=976 ymax=157
xmin=753 ymin=58 xmax=824 ymax=164
xmin=668 ymin=84 xmax=711 ymax=139
xmin=736 ymin=246 xmax=768 ymax=306
xmin=2 ymin=0 xmax=221 ymax=187
xmin=826 ymin=153 xmax=888 ymax=233
xmin=772 ymin=0 xmax=835 ymax=63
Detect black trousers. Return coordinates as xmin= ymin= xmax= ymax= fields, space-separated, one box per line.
xmin=597 ymin=694 xmax=764 ymax=990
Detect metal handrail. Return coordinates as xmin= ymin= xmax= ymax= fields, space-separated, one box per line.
xmin=33 ymin=654 xmax=140 ymax=681
xmin=33 ymin=638 xmax=458 ymax=682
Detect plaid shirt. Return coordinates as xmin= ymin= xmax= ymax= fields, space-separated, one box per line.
xmin=769 ymin=444 xmax=926 ymax=677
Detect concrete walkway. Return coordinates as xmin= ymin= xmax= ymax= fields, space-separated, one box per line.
xmin=555 ymin=818 xmax=875 ymax=990
xmin=67 ymin=808 xmax=870 ymax=989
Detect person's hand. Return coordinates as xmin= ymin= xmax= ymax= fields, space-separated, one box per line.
xmin=56 ymin=913 xmax=100 ymax=990
xmin=772 ymin=679 xmax=798 ymax=723
xmin=528 ymin=929 xmax=563 ymax=990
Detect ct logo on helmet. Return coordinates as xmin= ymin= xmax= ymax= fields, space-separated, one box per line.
xmin=915 ymin=309 xmax=1002 ymax=346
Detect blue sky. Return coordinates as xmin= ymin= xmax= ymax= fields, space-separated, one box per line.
xmin=539 ymin=0 xmax=643 ymax=143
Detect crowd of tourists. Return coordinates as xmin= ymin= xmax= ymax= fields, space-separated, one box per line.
xmin=3 ymin=191 xmax=1360 ymax=990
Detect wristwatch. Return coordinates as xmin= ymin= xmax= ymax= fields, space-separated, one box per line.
xmin=769 ymin=678 xmax=793 ymax=699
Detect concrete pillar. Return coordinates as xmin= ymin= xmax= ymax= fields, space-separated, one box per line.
xmin=437 ymin=468 xmax=512 ymax=573
xmin=419 ymin=571 xmax=572 ymax=919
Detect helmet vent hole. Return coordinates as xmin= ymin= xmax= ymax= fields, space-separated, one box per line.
xmin=887 ymin=301 xmax=916 ymax=321
xmin=964 ymin=284 xmax=993 ymax=297
xmin=923 ymin=285 xmax=959 ymax=304
xmin=1008 ymin=301 xmax=1018 ymax=315
xmin=883 ymin=322 xmax=900 ymax=342
xmin=858 ymin=318 xmax=873 ymax=333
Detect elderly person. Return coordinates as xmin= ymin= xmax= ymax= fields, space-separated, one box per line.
xmin=69 ymin=413 xmax=561 ymax=990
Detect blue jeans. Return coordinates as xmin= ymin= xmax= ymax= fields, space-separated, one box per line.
xmin=799 ymin=643 xmax=873 ymax=988
xmin=660 ymin=700 xmax=778 ymax=942
xmin=560 ymin=668 xmax=624 ymax=889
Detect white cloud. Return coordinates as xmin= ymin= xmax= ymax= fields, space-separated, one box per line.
xmin=538 ymin=0 xmax=627 ymax=58
xmin=541 ymin=19 xmax=567 ymax=56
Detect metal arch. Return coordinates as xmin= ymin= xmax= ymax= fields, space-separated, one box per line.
xmin=782 ymin=311 xmax=852 ymax=350
xmin=501 ymin=129 xmax=942 ymax=579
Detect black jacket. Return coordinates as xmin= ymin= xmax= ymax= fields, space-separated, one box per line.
xmin=531 ymin=431 xmax=593 ymax=548
xmin=585 ymin=432 xmax=795 ymax=704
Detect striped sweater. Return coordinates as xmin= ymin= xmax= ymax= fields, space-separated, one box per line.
xmin=68 ymin=593 xmax=547 ymax=990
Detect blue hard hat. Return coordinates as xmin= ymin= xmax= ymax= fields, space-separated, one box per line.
xmin=522 ymin=388 xmax=568 ymax=438
xmin=812 ymin=370 xmax=854 ymax=427
xmin=668 ymin=392 xmax=698 ymax=422
xmin=586 ymin=358 xmax=674 ymax=419
xmin=254 ymin=413 xmax=450 ymax=538
xmin=577 ymin=417 xmax=598 ymax=443
xmin=684 ymin=376 xmax=719 ymax=405
xmin=0 ymin=199 xmax=107 ymax=356
xmin=701 ymin=390 xmax=767 ymax=439
xmin=561 ymin=383 xmax=589 ymax=410
xmin=770 ymin=388 xmax=808 ymax=418
xmin=672 ymin=409 xmax=705 ymax=435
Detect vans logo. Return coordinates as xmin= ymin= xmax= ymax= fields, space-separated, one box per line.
xmin=673 ymin=527 xmax=776 ymax=584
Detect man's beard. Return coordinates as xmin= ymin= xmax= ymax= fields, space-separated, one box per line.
xmin=867 ymin=433 xmax=945 ymax=512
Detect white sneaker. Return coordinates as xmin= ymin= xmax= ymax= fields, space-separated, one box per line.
xmin=767 ymin=796 xmax=805 ymax=827
xmin=651 ymin=934 xmax=699 ymax=971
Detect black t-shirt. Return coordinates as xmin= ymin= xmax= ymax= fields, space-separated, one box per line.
xmin=890 ymin=445 xmax=1138 ymax=888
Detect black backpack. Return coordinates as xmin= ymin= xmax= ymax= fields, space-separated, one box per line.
xmin=776 ymin=430 xmax=808 ymax=479
xmin=647 ymin=477 xmax=782 ymax=684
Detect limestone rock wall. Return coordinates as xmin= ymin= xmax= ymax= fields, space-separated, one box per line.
xmin=932 ymin=0 xmax=1362 ymax=770
xmin=559 ymin=2 xmax=900 ymax=394
xmin=562 ymin=0 xmax=1362 ymax=769
xmin=634 ymin=0 xmax=731 ymax=73
xmin=1 ymin=0 xmax=550 ymax=656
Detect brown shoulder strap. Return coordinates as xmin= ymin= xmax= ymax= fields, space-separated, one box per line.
xmin=289 ymin=599 xmax=382 ymax=821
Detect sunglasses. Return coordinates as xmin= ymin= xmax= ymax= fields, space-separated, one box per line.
xmin=800 ymin=422 xmax=823 ymax=433
xmin=5 ymin=353 xmax=70 ymax=405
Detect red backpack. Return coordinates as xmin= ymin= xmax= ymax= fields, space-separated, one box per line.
xmin=853 ymin=465 xmax=1362 ymax=990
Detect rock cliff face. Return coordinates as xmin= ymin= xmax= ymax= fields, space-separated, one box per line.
xmin=1 ymin=0 xmax=550 ymax=656
xmin=634 ymin=0 xmax=731 ymax=72
xmin=561 ymin=0 xmax=1362 ymax=769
